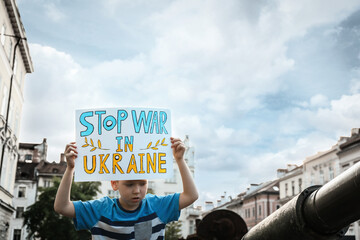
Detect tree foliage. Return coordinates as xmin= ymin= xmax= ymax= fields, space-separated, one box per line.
xmin=23 ymin=177 xmax=100 ymax=240
xmin=165 ymin=221 xmax=182 ymax=240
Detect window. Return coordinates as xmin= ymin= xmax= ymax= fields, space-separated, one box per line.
xmin=44 ymin=180 xmax=52 ymax=188
xmin=18 ymin=186 xmax=26 ymax=198
xmin=8 ymin=39 xmax=12 ymax=59
xmin=8 ymin=99 xmax=14 ymax=125
xmin=189 ymin=220 xmax=195 ymax=234
xmin=14 ymin=109 xmax=20 ymax=135
xmin=1 ymin=85 xmax=8 ymax=117
xmin=320 ymin=169 xmax=324 ymax=184
xmin=329 ymin=166 xmax=334 ymax=180
xmin=13 ymin=229 xmax=21 ymax=240
xmin=342 ymin=163 xmax=350 ymax=171
xmin=291 ymin=181 xmax=295 ymax=196
xmin=310 ymin=172 xmax=315 ymax=185
xmin=258 ymin=205 xmax=261 ymax=216
xmin=298 ymin=178 xmax=302 ymax=192
xmin=252 ymin=207 xmax=255 ymax=217
xmin=16 ymin=207 xmax=24 ymax=218
xmin=107 ymin=190 xmax=120 ymax=198
xmin=1 ymin=24 xmax=5 ymax=45
xmin=285 ymin=183 xmax=288 ymax=196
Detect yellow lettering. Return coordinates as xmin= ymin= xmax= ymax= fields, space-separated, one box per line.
xmin=138 ymin=153 xmax=145 ymax=173
xmin=84 ymin=155 xmax=96 ymax=174
xmin=99 ymin=154 xmax=110 ymax=174
xmin=127 ymin=154 xmax=138 ymax=173
xmin=113 ymin=153 xmax=124 ymax=174
xmin=125 ymin=143 xmax=133 ymax=152
xmin=147 ymin=153 xmax=156 ymax=173
xmin=116 ymin=143 xmax=123 ymax=152
xmin=158 ymin=153 xmax=166 ymax=173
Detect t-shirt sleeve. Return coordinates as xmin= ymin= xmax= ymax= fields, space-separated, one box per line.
xmin=72 ymin=197 xmax=110 ymax=230
xmin=149 ymin=193 xmax=181 ymax=224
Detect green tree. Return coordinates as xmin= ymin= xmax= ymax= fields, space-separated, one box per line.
xmin=165 ymin=221 xmax=182 ymax=240
xmin=23 ymin=177 xmax=100 ymax=240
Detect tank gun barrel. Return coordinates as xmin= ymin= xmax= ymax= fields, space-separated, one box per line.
xmin=242 ymin=161 xmax=360 ymax=240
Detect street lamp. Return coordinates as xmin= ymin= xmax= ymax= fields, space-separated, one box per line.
xmin=0 ymin=34 xmax=27 ymax=186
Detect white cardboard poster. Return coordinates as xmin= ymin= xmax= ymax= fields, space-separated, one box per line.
xmin=74 ymin=107 xmax=172 ymax=182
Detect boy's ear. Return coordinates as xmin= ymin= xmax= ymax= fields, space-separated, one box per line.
xmin=111 ymin=180 xmax=119 ymax=191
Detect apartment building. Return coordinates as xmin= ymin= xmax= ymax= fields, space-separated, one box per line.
xmin=0 ymin=0 xmax=33 ymax=239
xmin=9 ymin=139 xmax=66 ymax=240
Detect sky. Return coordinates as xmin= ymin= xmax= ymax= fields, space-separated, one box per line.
xmin=17 ymin=0 xmax=360 ymax=206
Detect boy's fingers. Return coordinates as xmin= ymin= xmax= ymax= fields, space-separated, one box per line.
xmin=170 ymin=137 xmax=181 ymax=143
xmin=172 ymin=141 xmax=185 ymax=151
xmin=171 ymin=141 xmax=181 ymax=148
xmin=65 ymin=147 xmax=78 ymax=155
xmin=65 ymin=144 xmax=78 ymax=153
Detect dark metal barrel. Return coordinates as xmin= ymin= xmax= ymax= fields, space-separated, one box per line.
xmin=303 ymin=161 xmax=360 ymax=234
xmin=242 ymin=161 xmax=360 ymax=240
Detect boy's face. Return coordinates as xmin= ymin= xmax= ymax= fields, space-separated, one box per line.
xmin=111 ymin=179 xmax=148 ymax=211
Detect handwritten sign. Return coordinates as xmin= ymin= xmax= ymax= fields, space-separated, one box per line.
xmin=74 ymin=108 xmax=172 ymax=182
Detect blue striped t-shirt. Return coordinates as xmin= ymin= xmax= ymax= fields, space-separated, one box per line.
xmin=73 ymin=193 xmax=181 ymax=240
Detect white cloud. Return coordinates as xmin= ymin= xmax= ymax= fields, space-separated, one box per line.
xmin=44 ymin=3 xmax=66 ymax=22
xmin=280 ymin=93 xmax=360 ymax=138
xmin=19 ymin=0 xmax=360 ymax=203
xmin=215 ymin=125 xmax=234 ymax=141
xmin=310 ymin=94 xmax=329 ymax=108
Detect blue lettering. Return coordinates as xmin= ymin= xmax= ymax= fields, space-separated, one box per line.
xmin=117 ymin=110 xmax=128 ymax=134
xmin=95 ymin=111 xmax=106 ymax=135
xmin=150 ymin=111 xmax=159 ymax=134
xmin=132 ymin=110 xmax=153 ymax=133
xmin=80 ymin=111 xmax=94 ymax=137
xmin=159 ymin=111 xmax=168 ymax=134
xmin=103 ymin=115 xmax=116 ymax=131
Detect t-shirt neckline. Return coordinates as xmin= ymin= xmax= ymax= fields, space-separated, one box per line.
xmin=116 ymin=198 xmax=143 ymax=213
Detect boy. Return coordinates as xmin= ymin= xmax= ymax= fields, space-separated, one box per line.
xmin=54 ymin=137 xmax=198 ymax=239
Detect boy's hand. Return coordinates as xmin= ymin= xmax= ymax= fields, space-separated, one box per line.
xmin=64 ymin=142 xmax=77 ymax=169
xmin=171 ymin=137 xmax=185 ymax=161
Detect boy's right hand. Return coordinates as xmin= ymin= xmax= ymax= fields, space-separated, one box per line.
xmin=64 ymin=142 xmax=77 ymax=169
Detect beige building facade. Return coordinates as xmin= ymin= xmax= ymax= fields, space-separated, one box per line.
xmin=278 ymin=128 xmax=360 ymax=239
xmin=0 ymin=0 xmax=33 ymax=239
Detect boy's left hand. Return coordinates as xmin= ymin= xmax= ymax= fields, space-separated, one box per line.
xmin=171 ymin=137 xmax=185 ymax=161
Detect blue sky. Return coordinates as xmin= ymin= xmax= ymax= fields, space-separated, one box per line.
xmin=17 ymin=0 xmax=360 ymax=205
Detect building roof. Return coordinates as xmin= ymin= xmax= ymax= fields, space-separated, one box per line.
xmin=243 ymin=179 xmax=279 ymax=200
xmin=303 ymin=146 xmax=337 ymax=164
xmin=16 ymin=160 xmax=67 ymax=180
xmin=4 ymin=0 xmax=33 ymax=73
xmin=339 ymin=130 xmax=360 ymax=151
xmin=36 ymin=160 xmax=67 ymax=175
xmin=277 ymin=165 xmax=303 ymax=180
xmin=19 ymin=142 xmax=38 ymax=150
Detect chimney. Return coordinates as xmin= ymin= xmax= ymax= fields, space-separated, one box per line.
xmin=351 ymin=128 xmax=360 ymax=137
xmin=60 ymin=153 xmax=65 ymax=163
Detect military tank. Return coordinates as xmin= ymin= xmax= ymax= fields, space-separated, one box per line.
xmin=189 ymin=161 xmax=360 ymax=240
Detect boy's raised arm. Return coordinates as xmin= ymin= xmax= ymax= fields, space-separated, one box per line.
xmin=54 ymin=142 xmax=77 ymax=218
xmin=171 ymin=137 xmax=199 ymax=210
